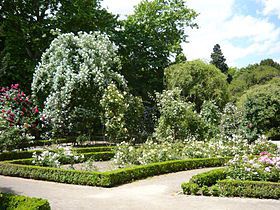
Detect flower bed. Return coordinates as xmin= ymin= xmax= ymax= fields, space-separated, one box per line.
xmin=181 ymin=154 xmax=280 ymax=199
xmin=0 ymin=193 xmax=50 ymax=210
xmin=0 ymin=157 xmax=230 ymax=187
xmin=0 ymin=146 xmax=114 ymax=161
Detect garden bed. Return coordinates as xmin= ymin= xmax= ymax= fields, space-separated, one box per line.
xmin=181 ymin=168 xmax=280 ymax=199
xmin=0 ymin=157 xmax=230 ymax=187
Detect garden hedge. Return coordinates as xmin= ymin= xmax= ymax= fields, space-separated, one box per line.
xmin=0 ymin=146 xmax=114 ymax=161
xmin=0 ymin=193 xmax=50 ymax=210
xmin=0 ymin=157 xmax=230 ymax=187
xmin=217 ymin=179 xmax=280 ymax=199
xmin=182 ymin=168 xmax=280 ymax=199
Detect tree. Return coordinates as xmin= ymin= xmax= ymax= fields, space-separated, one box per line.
xmin=0 ymin=0 xmax=117 ymax=90
xmin=116 ymin=0 xmax=198 ymax=100
xmin=260 ymin=58 xmax=280 ymax=70
xmin=165 ymin=60 xmax=229 ymax=111
xmin=32 ymin=32 xmax=126 ymax=137
xmin=210 ymin=44 xmax=231 ymax=82
xmin=229 ymin=65 xmax=280 ymax=101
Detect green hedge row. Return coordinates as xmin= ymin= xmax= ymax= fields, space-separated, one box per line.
xmin=0 ymin=146 xmax=114 ymax=161
xmin=0 ymin=157 xmax=230 ymax=187
xmin=217 ymin=179 xmax=280 ymax=199
xmin=0 ymin=193 xmax=50 ymax=210
xmin=182 ymin=168 xmax=280 ymax=199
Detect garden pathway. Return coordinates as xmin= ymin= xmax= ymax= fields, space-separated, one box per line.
xmin=0 ymin=168 xmax=279 ymax=210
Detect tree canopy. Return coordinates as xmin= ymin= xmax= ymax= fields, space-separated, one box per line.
xmin=165 ymin=60 xmax=229 ymax=111
xmin=0 ymin=0 xmax=117 ymax=90
xmin=116 ymin=0 xmax=198 ymax=100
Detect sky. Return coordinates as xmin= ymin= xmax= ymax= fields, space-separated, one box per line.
xmin=101 ymin=0 xmax=280 ymax=68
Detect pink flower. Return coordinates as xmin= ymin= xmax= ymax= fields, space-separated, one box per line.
xmin=33 ymin=106 xmax=39 ymax=114
xmin=260 ymin=151 xmax=270 ymax=156
xmin=11 ymin=84 xmax=19 ymax=89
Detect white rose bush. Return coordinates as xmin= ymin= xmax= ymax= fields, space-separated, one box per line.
xmin=32 ymin=31 xmax=127 ymax=137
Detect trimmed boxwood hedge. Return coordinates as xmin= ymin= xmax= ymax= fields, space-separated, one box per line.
xmin=0 ymin=146 xmax=114 ymax=161
xmin=0 ymin=157 xmax=230 ymax=187
xmin=217 ymin=179 xmax=280 ymax=199
xmin=0 ymin=193 xmax=50 ymax=210
xmin=182 ymin=168 xmax=280 ymax=199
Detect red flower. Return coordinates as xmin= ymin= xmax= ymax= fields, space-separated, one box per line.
xmin=11 ymin=84 xmax=19 ymax=89
xmin=33 ymin=106 xmax=39 ymax=114
xmin=1 ymin=109 xmax=5 ymax=113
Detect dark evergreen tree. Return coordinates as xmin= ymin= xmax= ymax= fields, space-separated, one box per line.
xmin=210 ymin=44 xmax=231 ymax=83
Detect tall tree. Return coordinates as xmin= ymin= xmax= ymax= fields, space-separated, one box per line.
xmin=0 ymin=0 xmax=117 ymax=90
xmin=116 ymin=0 xmax=198 ymax=101
xmin=210 ymin=44 xmax=231 ymax=83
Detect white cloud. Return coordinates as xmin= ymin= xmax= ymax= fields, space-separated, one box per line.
xmin=184 ymin=0 xmax=280 ymax=67
xmin=101 ymin=0 xmax=280 ymax=67
xmin=261 ymin=0 xmax=280 ymax=19
xmin=101 ymin=0 xmax=140 ymax=18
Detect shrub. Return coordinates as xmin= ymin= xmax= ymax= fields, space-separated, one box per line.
xmin=189 ymin=168 xmax=226 ymax=187
xmin=0 ymin=127 xmax=34 ymax=152
xmin=0 ymin=193 xmax=50 ymax=210
xmin=226 ymin=152 xmax=280 ymax=182
xmin=165 ymin=60 xmax=229 ymax=111
xmin=217 ymin=179 xmax=280 ymax=199
xmin=238 ymin=82 xmax=280 ymax=140
xmin=154 ymin=88 xmax=207 ymax=141
xmin=32 ymin=31 xmax=127 ymax=137
xmin=0 ymin=157 xmax=229 ymax=187
xmin=113 ymin=136 xmax=275 ymax=166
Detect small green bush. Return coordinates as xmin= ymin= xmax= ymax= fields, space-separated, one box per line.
xmin=189 ymin=168 xmax=226 ymax=187
xmin=217 ymin=179 xmax=280 ymax=199
xmin=0 ymin=193 xmax=50 ymax=210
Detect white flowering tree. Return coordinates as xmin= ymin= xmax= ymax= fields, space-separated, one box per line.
xmin=32 ymin=31 xmax=127 ymax=136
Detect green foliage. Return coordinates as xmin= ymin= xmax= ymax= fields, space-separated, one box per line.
xmin=182 ymin=167 xmax=280 ymax=199
xmin=0 ymin=127 xmax=34 ymax=152
xmin=238 ymin=82 xmax=280 ymax=140
xmin=0 ymin=193 xmax=50 ymax=210
xmin=200 ymin=100 xmax=221 ymax=138
xmin=165 ymin=60 xmax=229 ymax=111
xmin=217 ymin=179 xmax=280 ymax=199
xmin=154 ymin=89 xmax=206 ymax=141
xmin=229 ymin=65 xmax=280 ymax=100
xmin=0 ymin=0 xmax=117 ymax=89
xmin=260 ymin=58 xmax=280 ymax=70
xmin=117 ymin=0 xmax=198 ymax=99
xmin=101 ymin=83 xmax=128 ymax=142
xmin=210 ymin=44 xmax=231 ymax=82
xmin=0 ymin=157 xmax=229 ymax=187
xmin=32 ymin=31 xmax=126 ymax=137
xmin=189 ymin=168 xmax=226 ymax=187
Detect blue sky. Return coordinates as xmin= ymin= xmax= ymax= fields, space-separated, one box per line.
xmin=102 ymin=0 xmax=280 ymax=68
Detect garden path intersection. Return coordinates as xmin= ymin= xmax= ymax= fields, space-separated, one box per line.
xmin=0 ymin=168 xmax=279 ymax=210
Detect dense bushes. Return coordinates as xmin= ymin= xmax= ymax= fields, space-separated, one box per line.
xmin=0 ymin=193 xmax=50 ymax=210
xmin=0 ymin=157 xmax=229 ymax=187
xmin=238 ymin=82 xmax=280 ymax=140
xmin=165 ymin=60 xmax=229 ymax=111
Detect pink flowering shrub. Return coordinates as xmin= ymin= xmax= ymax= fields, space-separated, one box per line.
xmin=226 ymin=152 xmax=280 ymax=182
xmin=0 ymin=84 xmax=45 ymax=151
xmin=0 ymin=84 xmax=42 ymax=131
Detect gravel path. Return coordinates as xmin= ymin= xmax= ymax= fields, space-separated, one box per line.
xmin=0 ymin=168 xmax=279 ymax=210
